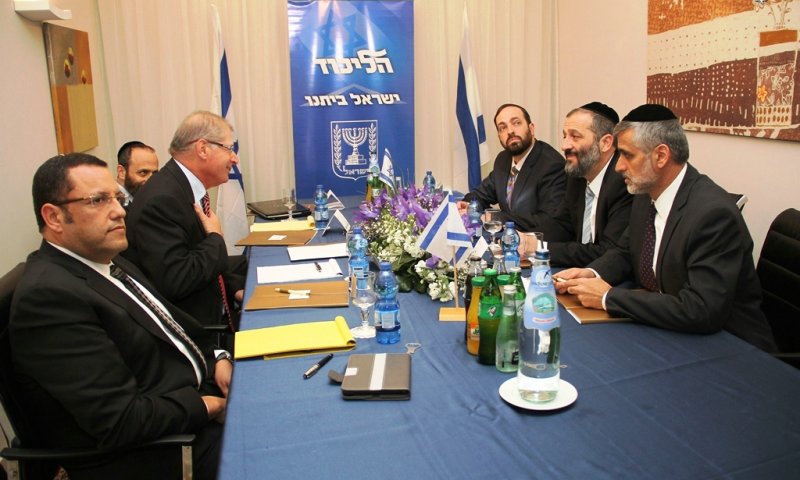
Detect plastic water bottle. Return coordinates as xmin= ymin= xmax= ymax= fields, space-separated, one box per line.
xmin=374 ymin=261 xmax=400 ymax=344
xmin=467 ymin=199 xmax=482 ymax=238
xmin=501 ymin=222 xmax=520 ymax=270
xmin=313 ymin=184 xmax=329 ymax=229
xmin=496 ymin=284 xmax=519 ymax=372
xmin=519 ymin=242 xmax=561 ymax=402
xmin=348 ymin=227 xmax=369 ymax=289
xmin=423 ymin=171 xmax=436 ymax=194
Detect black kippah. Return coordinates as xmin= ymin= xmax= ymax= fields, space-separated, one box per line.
xmin=622 ymin=104 xmax=678 ymax=122
xmin=581 ymin=102 xmax=619 ymax=124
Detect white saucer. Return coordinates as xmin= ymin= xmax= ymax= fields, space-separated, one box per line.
xmin=498 ymin=377 xmax=578 ymax=411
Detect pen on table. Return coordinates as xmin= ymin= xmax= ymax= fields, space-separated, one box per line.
xmin=303 ymin=353 xmax=333 ymax=379
xmin=314 ymin=262 xmax=322 ymax=272
xmin=275 ymin=288 xmax=291 ymax=294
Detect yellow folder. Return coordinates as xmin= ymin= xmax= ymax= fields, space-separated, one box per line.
xmin=233 ymin=315 xmax=356 ymax=360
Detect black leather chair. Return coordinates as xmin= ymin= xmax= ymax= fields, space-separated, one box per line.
xmin=757 ymin=208 xmax=800 ymax=368
xmin=0 ymin=263 xmax=195 ymax=480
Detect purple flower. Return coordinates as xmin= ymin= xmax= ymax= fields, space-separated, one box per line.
xmin=425 ymin=256 xmax=440 ymax=268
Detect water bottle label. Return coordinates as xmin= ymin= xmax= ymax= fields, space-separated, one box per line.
xmin=314 ymin=211 xmax=323 ymax=221
xmin=532 ymin=266 xmax=552 ymax=288
xmin=375 ymin=310 xmax=398 ymax=329
xmin=523 ymin=293 xmax=559 ymax=331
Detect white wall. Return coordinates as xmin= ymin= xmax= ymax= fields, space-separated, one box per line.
xmin=557 ymin=0 xmax=800 ymax=259
xmin=0 ymin=0 xmax=114 ymax=273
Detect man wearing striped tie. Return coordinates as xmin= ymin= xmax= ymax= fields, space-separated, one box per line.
xmin=11 ymin=153 xmax=229 ymax=478
xmin=554 ymin=104 xmax=774 ymax=352
xmin=124 ymin=111 xmax=247 ymax=344
xmin=458 ymin=103 xmax=566 ymax=232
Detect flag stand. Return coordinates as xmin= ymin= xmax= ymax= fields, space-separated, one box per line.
xmin=439 ymin=246 xmax=465 ymax=322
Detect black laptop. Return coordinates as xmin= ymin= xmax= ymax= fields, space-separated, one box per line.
xmin=247 ymin=199 xmax=312 ymax=220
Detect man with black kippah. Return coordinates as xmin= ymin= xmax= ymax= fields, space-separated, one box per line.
xmin=457 ymin=103 xmax=566 ymax=231
xmin=528 ymin=102 xmax=632 ymax=266
xmin=555 ymin=104 xmax=775 ymax=351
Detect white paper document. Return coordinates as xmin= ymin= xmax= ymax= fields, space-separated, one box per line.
xmin=287 ymin=242 xmax=348 ymax=261
xmin=256 ymin=258 xmax=343 ymax=284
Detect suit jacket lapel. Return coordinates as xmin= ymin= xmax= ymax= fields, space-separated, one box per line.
xmin=655 ymin=164 xmax=697 ymax=279
xmin=594 ymin=151 xmax=620 ymax=237
xmin=39 ymin=242 xmax=176 ymax=345
xmin=508 ymin=141 xmax=540 ymax=207
xmin=164 ymin=159 xmax=206 ymax=234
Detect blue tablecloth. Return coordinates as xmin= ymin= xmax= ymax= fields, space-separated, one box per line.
xmin=219 ymin=205 xmax=800 ymax=479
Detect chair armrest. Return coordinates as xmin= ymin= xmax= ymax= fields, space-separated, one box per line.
xmin=0 ymin=434 xmax=195 ymax=462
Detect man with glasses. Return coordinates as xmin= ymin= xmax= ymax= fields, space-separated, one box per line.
xmin=123 ymin=111 xmax=247 ymax=342
xmin=10 ymin=153 xmax=228 ymax=478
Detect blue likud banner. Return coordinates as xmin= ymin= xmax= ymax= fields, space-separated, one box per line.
xmin=288 ymin=0 xmax=414 ymax=197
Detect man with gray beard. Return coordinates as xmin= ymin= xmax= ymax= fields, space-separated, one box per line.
xmin=530 ymin=102 xmax=632 ymax=266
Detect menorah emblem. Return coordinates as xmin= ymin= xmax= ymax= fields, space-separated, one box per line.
xmin=342 ymin=127 xmax=368 ymax=166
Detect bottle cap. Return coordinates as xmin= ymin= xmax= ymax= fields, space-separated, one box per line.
xmin=509 ymin=266 xmax=522 ymax=274
xmin=505 ymin=221 xmax=514 ymax=228
xmin=483 ymin=268 xmax=497 ymax=277
xmin=471 ymin=276 xmax=485 ymax=286
xmin=426 ymin=170 xmax=432 ymax=175
xmin=469 ymin=253 xmax=481 ymax=261
xmin=497 ymin=274 xmax=511 ymax=285
xmin=379 ymin=261 xmax=392 ymax=271
xmin=353 ymin=226 xmax=362 ymax=234
xmin=502 ymin=285 xmax=517 ymax=295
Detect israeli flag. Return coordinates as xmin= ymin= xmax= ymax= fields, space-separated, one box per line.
xmin=211 ymin=5 xmax=248 ymax=255
xmin=379 ymin=148 xmax=396 ymax=191
xmin=416 ymin=192 xmax=473 ymax=265
xmin=454 ymin=6 xmax=489 ymax=192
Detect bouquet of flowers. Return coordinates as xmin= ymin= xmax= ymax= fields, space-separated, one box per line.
xmin=352 ymin=184 xmax=459 ymax=301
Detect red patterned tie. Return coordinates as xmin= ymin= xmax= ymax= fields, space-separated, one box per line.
xmin=506 ymin=166 xmax=519 ymax=207
xmin=201 ymin=193 xmax=236 ymax=332
xmin=639 ymin=202 xmax=659 ymax=292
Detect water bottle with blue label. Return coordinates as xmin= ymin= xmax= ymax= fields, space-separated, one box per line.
xmin=374 ymin=261 xmax=400 ymax=344
xmin=313 ymin=184 xmax=329 ymax=229
xmin=518 ymin=242 xmax=560 ymax=402
xmin=423 ymin=171 xmax=436 ymax=195
xmin=348 ymin=227 xmax=369 ymax=289
xmin=467 ymin=199 xmax=482 ymax=239
xmin=501 ymin=222 xmax=520 ymax=270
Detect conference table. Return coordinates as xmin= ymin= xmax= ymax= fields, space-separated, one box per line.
xmin=219 ymin=200 xmax=800 ymax=479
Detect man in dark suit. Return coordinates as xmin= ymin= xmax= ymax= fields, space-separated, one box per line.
xmin=531 ymin=102 xmax=632 ymax=266
xmin=10 ymin=153 xmax=230 ymax=479
xmin=116 ymin=140 xmax=159 ymax=204
xmin=556 ymin=104 xmax=775 ymax=351
xmin=457 ymin=103 xmax=566 ymax=231
xmin=123 ymin=111 xmax=246 ymax=334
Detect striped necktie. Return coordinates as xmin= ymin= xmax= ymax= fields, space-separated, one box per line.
xmin=506 ymin=166 xmax=519 ymax=207
xmin=201 ymin=192 xmax=236 ymax=332
xmin=110 ymin=264 xmax=208 ymax=384
xmin=581 ymin=186 xmax=595 ymax=244
xmin=638 ymin=202 xmax=659 ymax=292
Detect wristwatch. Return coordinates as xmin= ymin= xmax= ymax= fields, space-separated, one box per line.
xmin=215 ymin=351 xmax=233 ymax=363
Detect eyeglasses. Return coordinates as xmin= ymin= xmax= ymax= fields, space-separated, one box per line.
xmin=196 ymin=139 xmax=235 ymax=153
xmin=53 ymin=192 xmax=130 ymax=208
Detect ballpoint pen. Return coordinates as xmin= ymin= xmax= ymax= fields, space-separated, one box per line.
xmin=314 ymin=262 xmax=323 ymax=272
xmin=303 ymin=353 xmax=333 ymax=379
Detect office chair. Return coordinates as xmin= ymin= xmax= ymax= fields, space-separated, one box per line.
xmin=756 ymin=208 xmax=800 ymax=368
xmin=729 ymin=193 xmax=748 ymax=211
xmin=0 ymin=263 xmax=195 ymax=480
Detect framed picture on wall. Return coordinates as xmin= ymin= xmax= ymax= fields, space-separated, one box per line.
xmin=43 ymin=23 xmax=98 ymax=153
xmin=648 ymin=0 xmax=800 ymax=142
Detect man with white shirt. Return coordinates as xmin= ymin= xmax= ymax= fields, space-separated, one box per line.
xmin=123 ymin=111 xmax=247 ymax=335
xmin=530 ymin=102 xmax=632 ymax=266
xmin=457 ymin=103 xmax=566 ymax=231
xmin=555 ymin=104 xmax=775 ymax=351
xmin=10 ymin=153 xmax=229 ymax=479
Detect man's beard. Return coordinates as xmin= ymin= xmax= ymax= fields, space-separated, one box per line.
xmin=504 ymin=130 xmax=533 ymax=155
xmin=624 ymin=157 xmax=658 ymax=195
xmin=564 ymin=141 xmax=601 ymax=178
xmin=125 ymin=175 xmax=143 ymax=196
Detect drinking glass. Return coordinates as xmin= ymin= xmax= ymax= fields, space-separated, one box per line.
xmin=522 ymin=232 xmax=544 ymax=264
xmin=350 ymin=272 xmax=377 ymax=339
xmin=282 ymin=187 xmax=296 ymax=220
xmin=483 ymin=208 xmax=503 ymax=246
